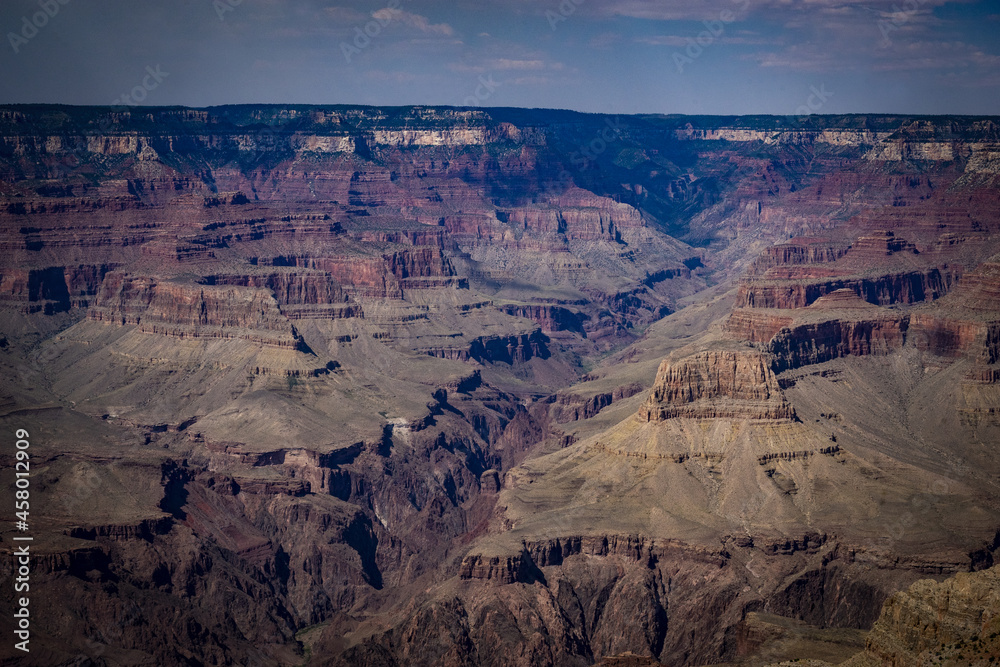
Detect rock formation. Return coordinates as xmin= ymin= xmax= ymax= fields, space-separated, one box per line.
xmin=639 ymin=348 xmax=795 ymax=421
xmin=0 ymin=106 xmax=999 ymax=666
xmin=836 ymin=565 xmax=1000 ymax=666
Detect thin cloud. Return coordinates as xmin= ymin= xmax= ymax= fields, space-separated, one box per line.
xmin=872 ymin=40 xmax=1000 ymax=71
xmin=580 ymin=0 xmax=960 ymax=21
xmin=489 ymin=59 xmax=546 ymax=70
xmin=371 ymin=9 xmax=454 ymax=36
xmin=637 ymin=34 xmax=776 ymax=46
xmin=589 ymin=32 xmax=623 ymax=49
xmin=511 ymin=76 xmax=552 ymax=85
xmin=636 ymin=35 xmax=689 ymax=46
xmin=365 ymin=70 xmax=421 ymax=83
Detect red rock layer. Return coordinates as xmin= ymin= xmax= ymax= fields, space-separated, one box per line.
xmin=551 ymin=382 xmax=645 ymax=423
xmin=201 ymin=271 xmax=349 ymax=306
xmin=944 ymin=260 xmax=1000 ymax=314
xmin=497 ymin=303 xmax=588 ymax=333
xmin=88 ymin=272 xmax=302 ymax=348
xmin=0 ymin=263 xmax=119 ymax=313
xmin=268 ymin=248 xmax=457 ymax=299
xmin=460 ymin=535 xmax=726 ymax=583
xmin=748 ymin=239 xmax=848 ymax=276
xmin=767 ymin=317 xmax=909 ymax=373
xmin=421 ymin=330 xmax=550 ymax=365
xmin=910 ymin=315 xmax=999 ymax=364
xmin=849 ymin=230 xmax=918 ymax=256
xmin=723 ymin=310 xmax=797 ymax=344
xmin=735 ymin=267 xmax=961 ymax=309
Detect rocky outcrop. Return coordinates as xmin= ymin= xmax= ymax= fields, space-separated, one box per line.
xmin=767 ymin=316 xmax=909 ymax=373
xmin=909 ymin=314 xmax=996 ymax=361
xmin=198 ymin=270 xmax=365 ymax=320
xmin=551 ymin=382 xmax=645 ymax=423
xmin=749 ymin=239 xmax=848 ymax=275
xmin=0 ymin=263 xmax=119 ymax=313
xmin=842 ymin=565 xmax=1000 ymax=666
xmin=199 ymin=270 xmax=349 ymax=306
xmin=724 ymin=309 xmax=798 ymax=344
xmin=736 ymin=267 xmax=960 ymax=310
xmin=384 ymin=247 xmax=456 ymax=281
xmin=909 ymin=260 xmax=1000 ymax=363
xmin=422 ymin=330 xmax=550 ymax=365
xmin=948 ymin=259 xmax=1000 ymax=314
xmin=498 ymin=196 xmax=642 ymax=241
xmin=88 ymin=272 xmax=305 ymax=348
xmin=848 ymin=230 xmax=918 ymax=257
xmin=258 ymin=255 xmax=402 ymax=299
xmin=353 ymin=228 xmax=449 ymax=248
xmin=729 ymin=257 xmax=999 ymax=372
xmin=497 ymin=304 xmax=588 ymax=334
xmin=266 ymin=248 xmax=460 ymax=299
xmin=66 ymin=517 xmax=174 ymax=541
xmin=639 ymin=349 xmax=796 ymax=421
xmin=457 ymin=549 xmax=542 ymax=584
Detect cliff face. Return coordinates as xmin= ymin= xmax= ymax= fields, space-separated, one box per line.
xmin=748 ymin=240 xmax=849 ymax=275
xmin=0 ymin=263 xmax=118 ymax=312
xmin=639 ymin=349 xmax=796 ymax=421
xmin=735 ymin=267 xmax=961 ymax=310
xmin=551 ymin=382 xmax=644 ymax=423
xmin=840 ymin=565 xmax=1000 ymax=666
xmin=767 ymin=315 xmax=909 ymax=373
xmin=725 ymin=211 xmax=1000 ymax=377
xmin=421 ymin=330 xmax=550 ymax=364
xmin=87 ymin=272 xmax=306 ymax=348
xmin=199 ymin=270 xmax=363 ymax=320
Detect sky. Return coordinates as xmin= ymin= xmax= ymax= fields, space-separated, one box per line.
xmin=0 ymin=0 xmax=998 ymax=115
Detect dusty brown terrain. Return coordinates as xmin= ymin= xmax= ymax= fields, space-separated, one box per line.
xmin=0 ymin=107 xmax=998 ymax=665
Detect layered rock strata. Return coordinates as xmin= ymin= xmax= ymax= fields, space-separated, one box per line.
xmin=639 ymin=349 xmax=795 ymax=421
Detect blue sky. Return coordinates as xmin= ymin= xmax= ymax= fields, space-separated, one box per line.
xmin=0 ymin=0 xmax=997 ymax=114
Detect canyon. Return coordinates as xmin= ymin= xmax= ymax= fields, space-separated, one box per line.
xmin=0 ymin=106 xmax=998 ymax=666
